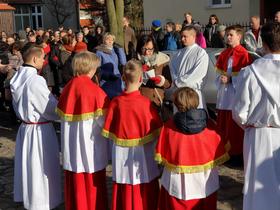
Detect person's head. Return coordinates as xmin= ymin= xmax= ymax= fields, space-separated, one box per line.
xmin=72 ymin=51 xmax=100 ymax=77
xmin=22 ymin=45 xmax=45 ymax=70
xmin=123 ymin=16 xmax=130 ymax=27
xmin=175 ymin=23 xmax=182 ymax=32
xmin=250 ymin=16 xmax=260 ymax=30
xmin=53 ymin=31 xmax=60 ymax=42
xmin=261 ymin=22 xmax=280 ymax=53
xmin=67 ymin=28 xmax=73 ymax=35
xmin=165 ymin=22 xmax=175 ymax=33
xmin=76 ymin=32 xmax=84 ymax=43
xmin=13 ymin=33 xmax=20 ymax=41
xmin=209 ymin=14 xmax=219 ymax=25
xmin=27 ymin=31 xmax=36 ymax=43
xmin=217 ymin=24 xmax=226 ymax=37
xmin=173 ymin=87 xmax=199 ymax=112
xmin=180 ymin=25 xmax=197 ymax=47
xmin=136 ymin=34 xmax=158 ymax=57
xmin=122 ymin=59 xmax=142 ymax=86
xmin=82 ymin=26 xmax=90 ymax=35
xmin=7 ymin=36 xmax=15 ymax=45
xmin=10 ymin=42 xmax=21 ymax=55
xmin=225 ymin=25 xmax=244 ymax=48
xmin=60 ymin=30 xmax=68 ymax=39
xmin=103 ymin=33 xmax=115 ymax=47
xmin=95 ymin=25 xmax=103 ymax=35
xmin=184 ymin=12 xmax=193 ymax=24
xmin=25 ymin=26 xmax=31 ymax=33
xmin=61 ymin=34 xmax=70 ymax=45
xmin=275 ymin=11 xmax=280 ymax=23
xmin=58 ymin=25 xmax=64 ymax=32
xmin=1 ymin=31 xmax=7 ymax=42
xmin=152 ymin=20 xmax=161 ymax=30
xmin=36 ymin=28 xmax=44 ymax=37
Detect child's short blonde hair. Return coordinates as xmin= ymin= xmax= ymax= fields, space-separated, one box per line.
xmin=72 ymin=51 xmax=100 ymax=76
xmin=173 ymin=87 xmax=199 ymax=112
xmin=123 ymin=59 xmax=142 ymax=83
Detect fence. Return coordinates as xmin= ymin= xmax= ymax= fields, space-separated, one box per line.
xmin=134 ymin=22 xmax=251 ymax=38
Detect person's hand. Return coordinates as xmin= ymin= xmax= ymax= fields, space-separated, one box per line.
xmin=220 ymin=75 xmax=230 ymax=84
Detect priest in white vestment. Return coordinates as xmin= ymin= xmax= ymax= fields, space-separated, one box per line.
xmin=10 ymin=45 xmax=62 ymax=210
xmin=232 ymin=22 xmax=280 ymax=210
xmin=169 ymin=25 xmax=209 ymax=109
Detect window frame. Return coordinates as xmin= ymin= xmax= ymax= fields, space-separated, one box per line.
xmin=208 ymin=0 xmax=232 ymax=8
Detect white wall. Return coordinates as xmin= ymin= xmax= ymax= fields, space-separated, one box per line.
xmin=143 ymin=0 xmax=254 ymax=27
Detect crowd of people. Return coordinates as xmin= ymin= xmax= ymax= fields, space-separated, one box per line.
xmin=1 ymin=10 xmax=280 ymax=210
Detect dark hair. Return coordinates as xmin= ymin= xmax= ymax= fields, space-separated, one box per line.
xmin=10 ymin=42 xmax=21 ymax=53
xmin=61 ymin=34 xmax=70 ymax=45
xmin=13 ymin=33 xmax=20 ymax=41
xmin=166 ymin=22 xmax=176 ymax=31
xmin=261 ymin=22 xmax=280 ymax=52
xmin=208 ymin=14 xmax=219 ymax=25
xmin=136 ymin=34 xmax=158 ymax=55
xmin=83 ymin=26 xmax=89 ymax=29
xmin=95 ymin=25 xmax=104 ymax=34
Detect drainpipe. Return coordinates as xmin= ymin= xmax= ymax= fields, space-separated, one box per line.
xmin=76 ymin=0 xmax=80 ymax=31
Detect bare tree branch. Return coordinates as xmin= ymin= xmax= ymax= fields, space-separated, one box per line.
xmin=43 ymin=0 xmax=74 ymax=25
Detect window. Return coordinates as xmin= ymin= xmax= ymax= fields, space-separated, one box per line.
xmin=31 ymin=6 xmax=43 ymax=29
xmin=14 ymin=5 xmax=43 ymax=32
xmin=209 ymin=0 xmax=231 ymax=8
xmin=14 ymin=5 xmax=31 ymax=32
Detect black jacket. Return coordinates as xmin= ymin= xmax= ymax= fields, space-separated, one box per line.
xmin=173 ymin=109 xmax=208 ymax=134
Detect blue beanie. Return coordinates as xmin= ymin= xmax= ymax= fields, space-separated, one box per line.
xmin=152 ymin=20 xmax=161 ymax=28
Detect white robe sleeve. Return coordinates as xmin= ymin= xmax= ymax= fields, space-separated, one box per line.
xmin=174 ymin=51 xmax=209 ymax=89
xmin=30 ymin=76 xmax=59 ymax=121
xmin=232 ymin=69 xmax=252 ymax=126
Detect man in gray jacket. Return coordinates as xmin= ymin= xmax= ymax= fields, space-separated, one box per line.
xmin=244 ymin=16 xmax=262 ymax=54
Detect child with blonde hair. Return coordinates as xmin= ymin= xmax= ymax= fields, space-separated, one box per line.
xmin=102 ymin=59 xmax=162 ymax=210
xmin=57 ymin=51 xmax=109 ymax=210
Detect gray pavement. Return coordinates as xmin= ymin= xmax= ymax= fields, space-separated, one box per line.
xmin=0 ymin=111 xmax=243 ymax=210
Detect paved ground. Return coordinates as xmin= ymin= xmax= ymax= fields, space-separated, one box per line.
xmin=0 ymin=111 xmax=243 ymax=210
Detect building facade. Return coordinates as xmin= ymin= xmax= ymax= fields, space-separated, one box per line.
xmin=1 ymin=0 xmax=78 ymax=32
xmin=143 ymin=0 xmax=279 ymax=27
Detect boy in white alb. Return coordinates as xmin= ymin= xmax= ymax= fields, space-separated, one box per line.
xmin=10 ymin=45 xmax=62 ymax=210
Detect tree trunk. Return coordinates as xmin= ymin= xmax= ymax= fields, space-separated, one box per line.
xmin=106 ymin=0 xmax=124 ymax=47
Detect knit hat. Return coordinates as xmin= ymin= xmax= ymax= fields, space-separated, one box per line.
xmin=74 ymin=42 xmax=87 ymax=53
xmin=217 ymin=25 xmax=226 ymax=32
xmin=152 ymin=20 xmax=161 ymax=28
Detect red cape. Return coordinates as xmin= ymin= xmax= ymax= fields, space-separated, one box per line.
xmin=102 ymin=90 xmax=163 ymax=147
xmin=56 ymin=75 xmax=109 ymax=121
xmin=216 ymin=45 xmax=252 ymax=76
xmin=155 ymin=119 xmax=229 ymax=173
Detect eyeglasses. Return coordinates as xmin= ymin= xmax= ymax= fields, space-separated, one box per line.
xmin=141 ymin=47 xmax=154 ymax=52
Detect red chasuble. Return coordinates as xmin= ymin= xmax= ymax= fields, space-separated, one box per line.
xmin=216 ymin=45 xmax=252 ymax=76
xmin=56 ymin=75 xmax=109 ymax=121
xmin=155 ymin=119 xmax=229 ymax=173
xmin=102 ymin=90 xmax=163 ymax=147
